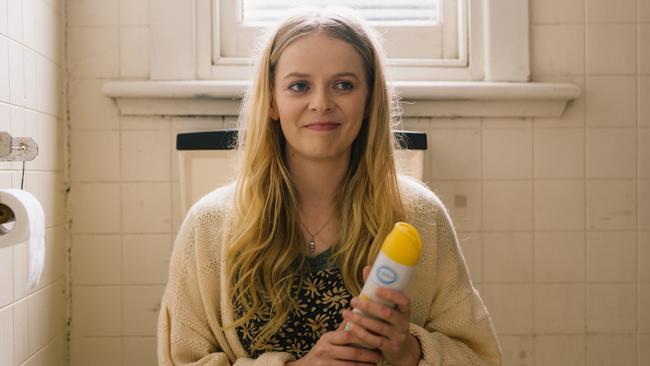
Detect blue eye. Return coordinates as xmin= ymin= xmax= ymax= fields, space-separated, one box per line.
xmin=336 ymin=81 xmax=354 ymax=91
xmin=289 ymin=82 xmax=308 ymax=92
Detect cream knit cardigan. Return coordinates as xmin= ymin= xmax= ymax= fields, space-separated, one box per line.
xmin=158 ymin=177 xmax=502 ymax=365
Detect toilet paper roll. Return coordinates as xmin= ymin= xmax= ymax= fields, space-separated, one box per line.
xmin=0 ymin=189 xmax=45 ymax=289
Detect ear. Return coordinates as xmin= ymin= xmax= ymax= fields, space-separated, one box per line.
xmin=269 ymin=97 xmax=279 ymax=120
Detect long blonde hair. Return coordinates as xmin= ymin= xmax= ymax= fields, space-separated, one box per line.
xmin=227 ymin=8 xmax=405 ymax=347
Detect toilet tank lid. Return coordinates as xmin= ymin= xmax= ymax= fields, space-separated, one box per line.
xmin=176 ymin=129 xmax=427 ymax=151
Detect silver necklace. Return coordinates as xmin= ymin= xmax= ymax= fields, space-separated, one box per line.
xmin=296 ymin=211 xmax=335 ymax=255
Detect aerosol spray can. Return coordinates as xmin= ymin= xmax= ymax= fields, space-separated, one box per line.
xmin=356 ymin=221 xmax=422 ymax=311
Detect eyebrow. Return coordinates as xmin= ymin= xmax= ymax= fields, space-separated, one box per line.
xmin=281 ymin=72 xmax=360 ymax=81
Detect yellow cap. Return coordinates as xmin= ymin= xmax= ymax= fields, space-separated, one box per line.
xmin=380 ymin=222 xmax=422 ymax=267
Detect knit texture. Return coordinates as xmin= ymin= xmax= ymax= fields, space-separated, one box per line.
xmin=157 ymin=176 xmax=502 ymax=365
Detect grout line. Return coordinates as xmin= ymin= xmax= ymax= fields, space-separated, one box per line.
xmin=583 ymin=0 xmax=589 ymax=360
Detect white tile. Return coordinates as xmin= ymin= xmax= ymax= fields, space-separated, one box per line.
xmin=483 ymin=181 xmax=533 ymax=231
xmin=0 ymin=246 xmax=11 ymax=307
xmin=123 ymin=286 xmax=164 ymax=336
xmin=70 ymin=337 xmax=122 ymax=366
xmin=586 ymin=24 xmax=636 ymax=75
xmin=171 ymin=181 xmax=182 ymax=233
xmin=72 ymin=235 xmax=121 ymax=285
xmin=458 ymin=233 xmax=482 ymax=282
xmin=123 ymin=337 xmax=156 ymax=366
xmin=28 ymin=335 xmax=66 ymax=366
xmin=72 ymin=286 xmax=121 ymax=336
xmin=8 ymin=42 xmax=25 ymax=107
xmin=534 ymin=284 xmax=585 ymax=333
xmin=641 ymin=0 xmax=650 ymax=22
xmin=483 ymin=127 xmax=532 ymax=179
xmin=34 ymin=0 xmax=60 ymax=62
xmin=587 ymin=284 xmax=636 ymax=333
xmin=0 ymin=0 xmax=7 ymax=35
xmin=121 ymin=183 xmax=172 ymax=233
xmin=482 ymin=284 xmax=533 ymax=334
xmin=587 ymin=127 xmax=637 ymax=178
xmin=120 ymin=27 xmax=150 ymax=78
xmin=535 ymin=180 xmax=585 ymax=230
xmin=641 ymin=76 xmax=650 ymax=127
xmin=13 ymin=298 xmax=28 ymax=364
xmin=121 ymin=130 xmax=170 ymax=181
xmin=534 ymin=128 xmax=584 ymax=179
xmin=28 ymin=281 xmax=66 ymax=354
xmin=7 ymin=0 xmax=23 ymax=42
xmin=119 ymin=0 xmax=148 ymax=26
xmin=533 ymin=25 xmax=585 ymax=76
xmin=483 ymin=232 xmax=533 ymax=283
xmin=70 ymin=183 xmax=121 ymax=233
xmin=586 ymin=180 xmax=637 ymax=230
xmin=68 ymin=79 xmax=120 ymax=130
xmin=499 ymin=336 xmax=534 ymax=366
xmin=35 ymin=54 xmax=62 ymax=117
xmin=123 ymin=234 xmax=172 ymax=284
xmin=535 ymin=335 xmax=585 ymax=366
xmin=641 ymin=231 xmax=650 ymax=283
xmin=586 ymin=335 xmax=636 ymax=366
xmin=640 ymin=180 xmax=650 ymax=231
xmin=428 ymin=181 xmax=481 ymax=232
xmin=71 ymin=130 xmax=120 ymax=182
xmin=640 ymin=24 xmax=650 ymax=75
xmin=640 ymin=335 xmax=650 ymax=366
xmin=0 ymin=307 xmax=12 ymax=366
xmin=68 ymin=0 xmax=118 ymax=27
xmin=640 ymin=284 xmax=650 ymax=332
xmin=535 ymin=232 xmax=585 ymax=282
xmin=150 ymin=0 xmax=195 ymax=80
xmin=68 ymin=26 xmax=119 ymax=79
xmin=0 ymin=37 xmax=9 ymax=102
xmin=22 ymin=0 xmax=34 ymax=49
xmin=587 ymin=231 xmax=637 ymax=282
xmin=428 ymin=128 xmax=481 ymax=179
xmin=586 ymin=76 xmax=636 ymax=127
xmin=587 ymin=0 xmax=636 ymax=23
xmin=533 ymin=0 xmax=584 ymax=24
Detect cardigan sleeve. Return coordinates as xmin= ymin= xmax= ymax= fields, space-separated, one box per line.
xmin=157 ymin=205 xmax=296 ymax=366
xmin=405 ymin=199 xmax=502 ymax=366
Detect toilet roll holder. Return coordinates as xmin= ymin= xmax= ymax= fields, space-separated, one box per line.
xmin=0 ymin=132 xmax=39 ymax=225
xmin=0 ymin=132 xmax=38 ymax=162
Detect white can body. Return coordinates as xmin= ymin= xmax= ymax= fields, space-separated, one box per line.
xmin=359 ymin=251 xmax=415 ymax=307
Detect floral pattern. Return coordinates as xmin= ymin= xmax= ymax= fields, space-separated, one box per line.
xmin=234 ymin=251 xmax=352 ymax=359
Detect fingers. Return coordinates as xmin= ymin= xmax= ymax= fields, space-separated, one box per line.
xmin=362 ymin=266 xmax=371 ymax=282
xmin=350 ymin=294 xmax=409 ymax=328
xmin=375 ymin=288 xmax=411 ymax=313
xmin=328 ymin=344 xmax=383 ymax=364
xmin=342 ymin=309 xmax=392 ymax=342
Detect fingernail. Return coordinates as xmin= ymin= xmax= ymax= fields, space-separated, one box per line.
xmin=351 ymin=298 xmax=358 ymax=306
xmin=344 ymin=321 xmax=353 ymax=332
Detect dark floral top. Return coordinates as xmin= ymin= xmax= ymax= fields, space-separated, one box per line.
xmin=234 ymin=249 xmax=352 ymax=359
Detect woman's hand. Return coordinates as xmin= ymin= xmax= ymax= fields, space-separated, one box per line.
xmin=341 ymin=266 xmax=422 ymax=366
xmin=286 ymin=321 xmax=383 ymax=366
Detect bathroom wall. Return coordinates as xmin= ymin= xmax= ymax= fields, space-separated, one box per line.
xmin=66 ymin=0 xmax=650 ymax=365
xmin=0 ymin=0 xmax=67 ymax=365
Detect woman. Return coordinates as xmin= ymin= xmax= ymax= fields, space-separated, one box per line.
xmin=158 ymin=7 xmax=501 ymax=366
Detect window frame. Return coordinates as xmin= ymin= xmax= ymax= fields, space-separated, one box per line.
xmin=197 ymin=0 xmax=491 ymax=82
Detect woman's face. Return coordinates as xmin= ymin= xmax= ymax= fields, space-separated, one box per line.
xmin=270 ymin=33 xmax=369 ymax=164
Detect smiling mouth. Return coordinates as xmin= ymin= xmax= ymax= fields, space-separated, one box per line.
xmin=304 ymin=122 xmax=341 ymax=128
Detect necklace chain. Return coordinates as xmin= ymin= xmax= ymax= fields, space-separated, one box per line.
xmin=297 ymin=210 xmax=336 ymax=254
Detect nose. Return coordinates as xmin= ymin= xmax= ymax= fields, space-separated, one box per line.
xmin=309 ymin=87 xmax=334 ymax=113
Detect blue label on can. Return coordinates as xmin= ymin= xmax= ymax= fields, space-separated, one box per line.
xmin=375 ymin=266 xmax=398 ymax=285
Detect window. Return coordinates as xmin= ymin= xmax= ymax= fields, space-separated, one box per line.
xmin=202 ymin=0 xmax=480 ymax=81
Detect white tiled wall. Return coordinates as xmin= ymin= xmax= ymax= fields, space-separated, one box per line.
xmin=65 ymin=0 xmax=650 ymax=365
xmin=0 ymin=0 xmax=66 ymax=365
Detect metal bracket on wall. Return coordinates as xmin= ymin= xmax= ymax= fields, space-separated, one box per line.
xmin=0 ymin=132 xmax=38 ymax=162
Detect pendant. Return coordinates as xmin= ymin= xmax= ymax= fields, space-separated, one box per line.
xmin=307 ymin=240 xmax=316 ymax=254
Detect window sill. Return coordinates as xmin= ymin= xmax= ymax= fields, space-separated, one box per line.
xmin=102 ymin=80 xmax=581 ymax=118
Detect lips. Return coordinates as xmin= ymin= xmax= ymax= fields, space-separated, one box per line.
xmin=304 ymin=121 xmax=341 ymax=128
